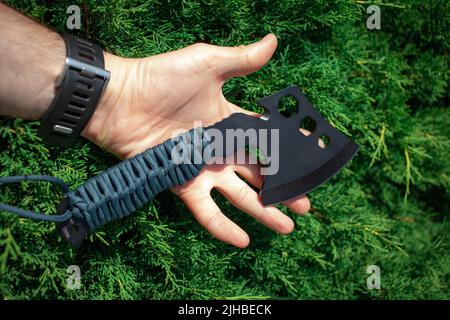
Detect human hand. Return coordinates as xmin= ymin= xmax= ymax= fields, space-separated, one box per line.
xmin=83 ymin=34 xmax=310 ymax=248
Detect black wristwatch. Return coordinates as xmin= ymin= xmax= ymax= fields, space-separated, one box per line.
xmin=38 ymin=34 xmax=110 ymax=146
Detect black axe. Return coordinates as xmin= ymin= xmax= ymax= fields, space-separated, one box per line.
xmin=0 ymin=85 xmax=359 ymax=246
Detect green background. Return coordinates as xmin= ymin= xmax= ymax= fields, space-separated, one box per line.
xmin=0 ymin=0 xmax=448 ymax=299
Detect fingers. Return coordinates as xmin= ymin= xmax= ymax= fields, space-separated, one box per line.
xmin=176 ymin=186 xmax=250 ymax=248
xmin=233 ymin=161 xmax=311 ymax=215
xmin=214 ymin=33 xmax=278 ymax=80
xmin=172 ymin=153 xmax=312 ymax=249
xmin=281 ymin=195 xmax=311 ymax=215
xmin=215 ymin=173 xmax=294 ymax=234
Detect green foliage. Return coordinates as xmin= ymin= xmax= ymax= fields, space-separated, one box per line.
xmin=1 ymin=0 xmax=448 ymax=299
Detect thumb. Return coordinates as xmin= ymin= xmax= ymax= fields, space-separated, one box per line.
xmin=216 ymin=34 xmax=277 ymax=80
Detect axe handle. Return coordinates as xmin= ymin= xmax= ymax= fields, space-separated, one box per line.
xmin=57 ymin=127 xmax=209 ymax=245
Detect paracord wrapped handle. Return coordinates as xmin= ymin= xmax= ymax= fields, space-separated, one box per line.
xmin=58 ymin=127 xmax=210 ymax=246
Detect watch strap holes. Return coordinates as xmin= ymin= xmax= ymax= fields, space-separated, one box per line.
xmin=60 ymin=118 xmax=77 ymax=126
xmin=76 ymin=80 xmax=93 ymax=91
xmin=73 ymin=90 xmax=89 ymax=100
xmin=64 ymin=109 xmax=82 ymax=119
xmin=78 ymin=51 xmax=95 ymax=62
xmin=68 ymin=101 xmax=86 ymax=111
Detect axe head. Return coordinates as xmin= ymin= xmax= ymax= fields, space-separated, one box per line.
xmin=208 ymin=85 xmax=359 ymax=206
xmin=257 ymin=86 xmax=359 ymax=205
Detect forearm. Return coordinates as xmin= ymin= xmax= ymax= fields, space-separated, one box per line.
xmin=0 ymin=2 xmax=126 ymax=147
xmin=0 ymin=3 xmax=65 ymax=120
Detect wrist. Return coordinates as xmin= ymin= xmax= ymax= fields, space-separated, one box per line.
xmin=81 ymin=52 xmax=130 ymax=148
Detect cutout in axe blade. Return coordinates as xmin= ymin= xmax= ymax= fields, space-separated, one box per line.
xmin=207 ymin=85 xmax=359 ymax=206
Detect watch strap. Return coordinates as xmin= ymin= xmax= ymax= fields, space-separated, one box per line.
xmin=38 ymin=34 xmax=110 ymax=146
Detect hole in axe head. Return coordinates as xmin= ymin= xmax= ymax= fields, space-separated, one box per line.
xmin=278 ymin=95 xmax=298 ymax=118
xmin=318 ymin=135 xmax=330 ymax=148
xmin=299 ymin=116 xmax=316 ymax=135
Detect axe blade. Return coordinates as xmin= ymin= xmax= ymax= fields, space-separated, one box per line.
xmin=209 ymin=85 xmax=359 ymax=206
xmin=260 ymin=139 xmax=359 ymax=205
xmin=257 ymin=85 xmax=359 ymax=205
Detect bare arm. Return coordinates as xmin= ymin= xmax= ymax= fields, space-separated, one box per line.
xmin=0 ymin=3 xmax=66 ymax=119
xmin=0 ymin=3 xmax=122 ymax=143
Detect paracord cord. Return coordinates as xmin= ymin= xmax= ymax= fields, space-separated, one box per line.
xmin=0 ymin=175 xmax=72 ymax=222
xmin=0 ymin=127 xmax=211 ymax=232
xmin=65 ymin=127 xmax=210 ymax=231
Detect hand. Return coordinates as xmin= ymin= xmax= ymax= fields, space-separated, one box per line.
xmin=83 ymin=34 xmax=310 ymax=248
